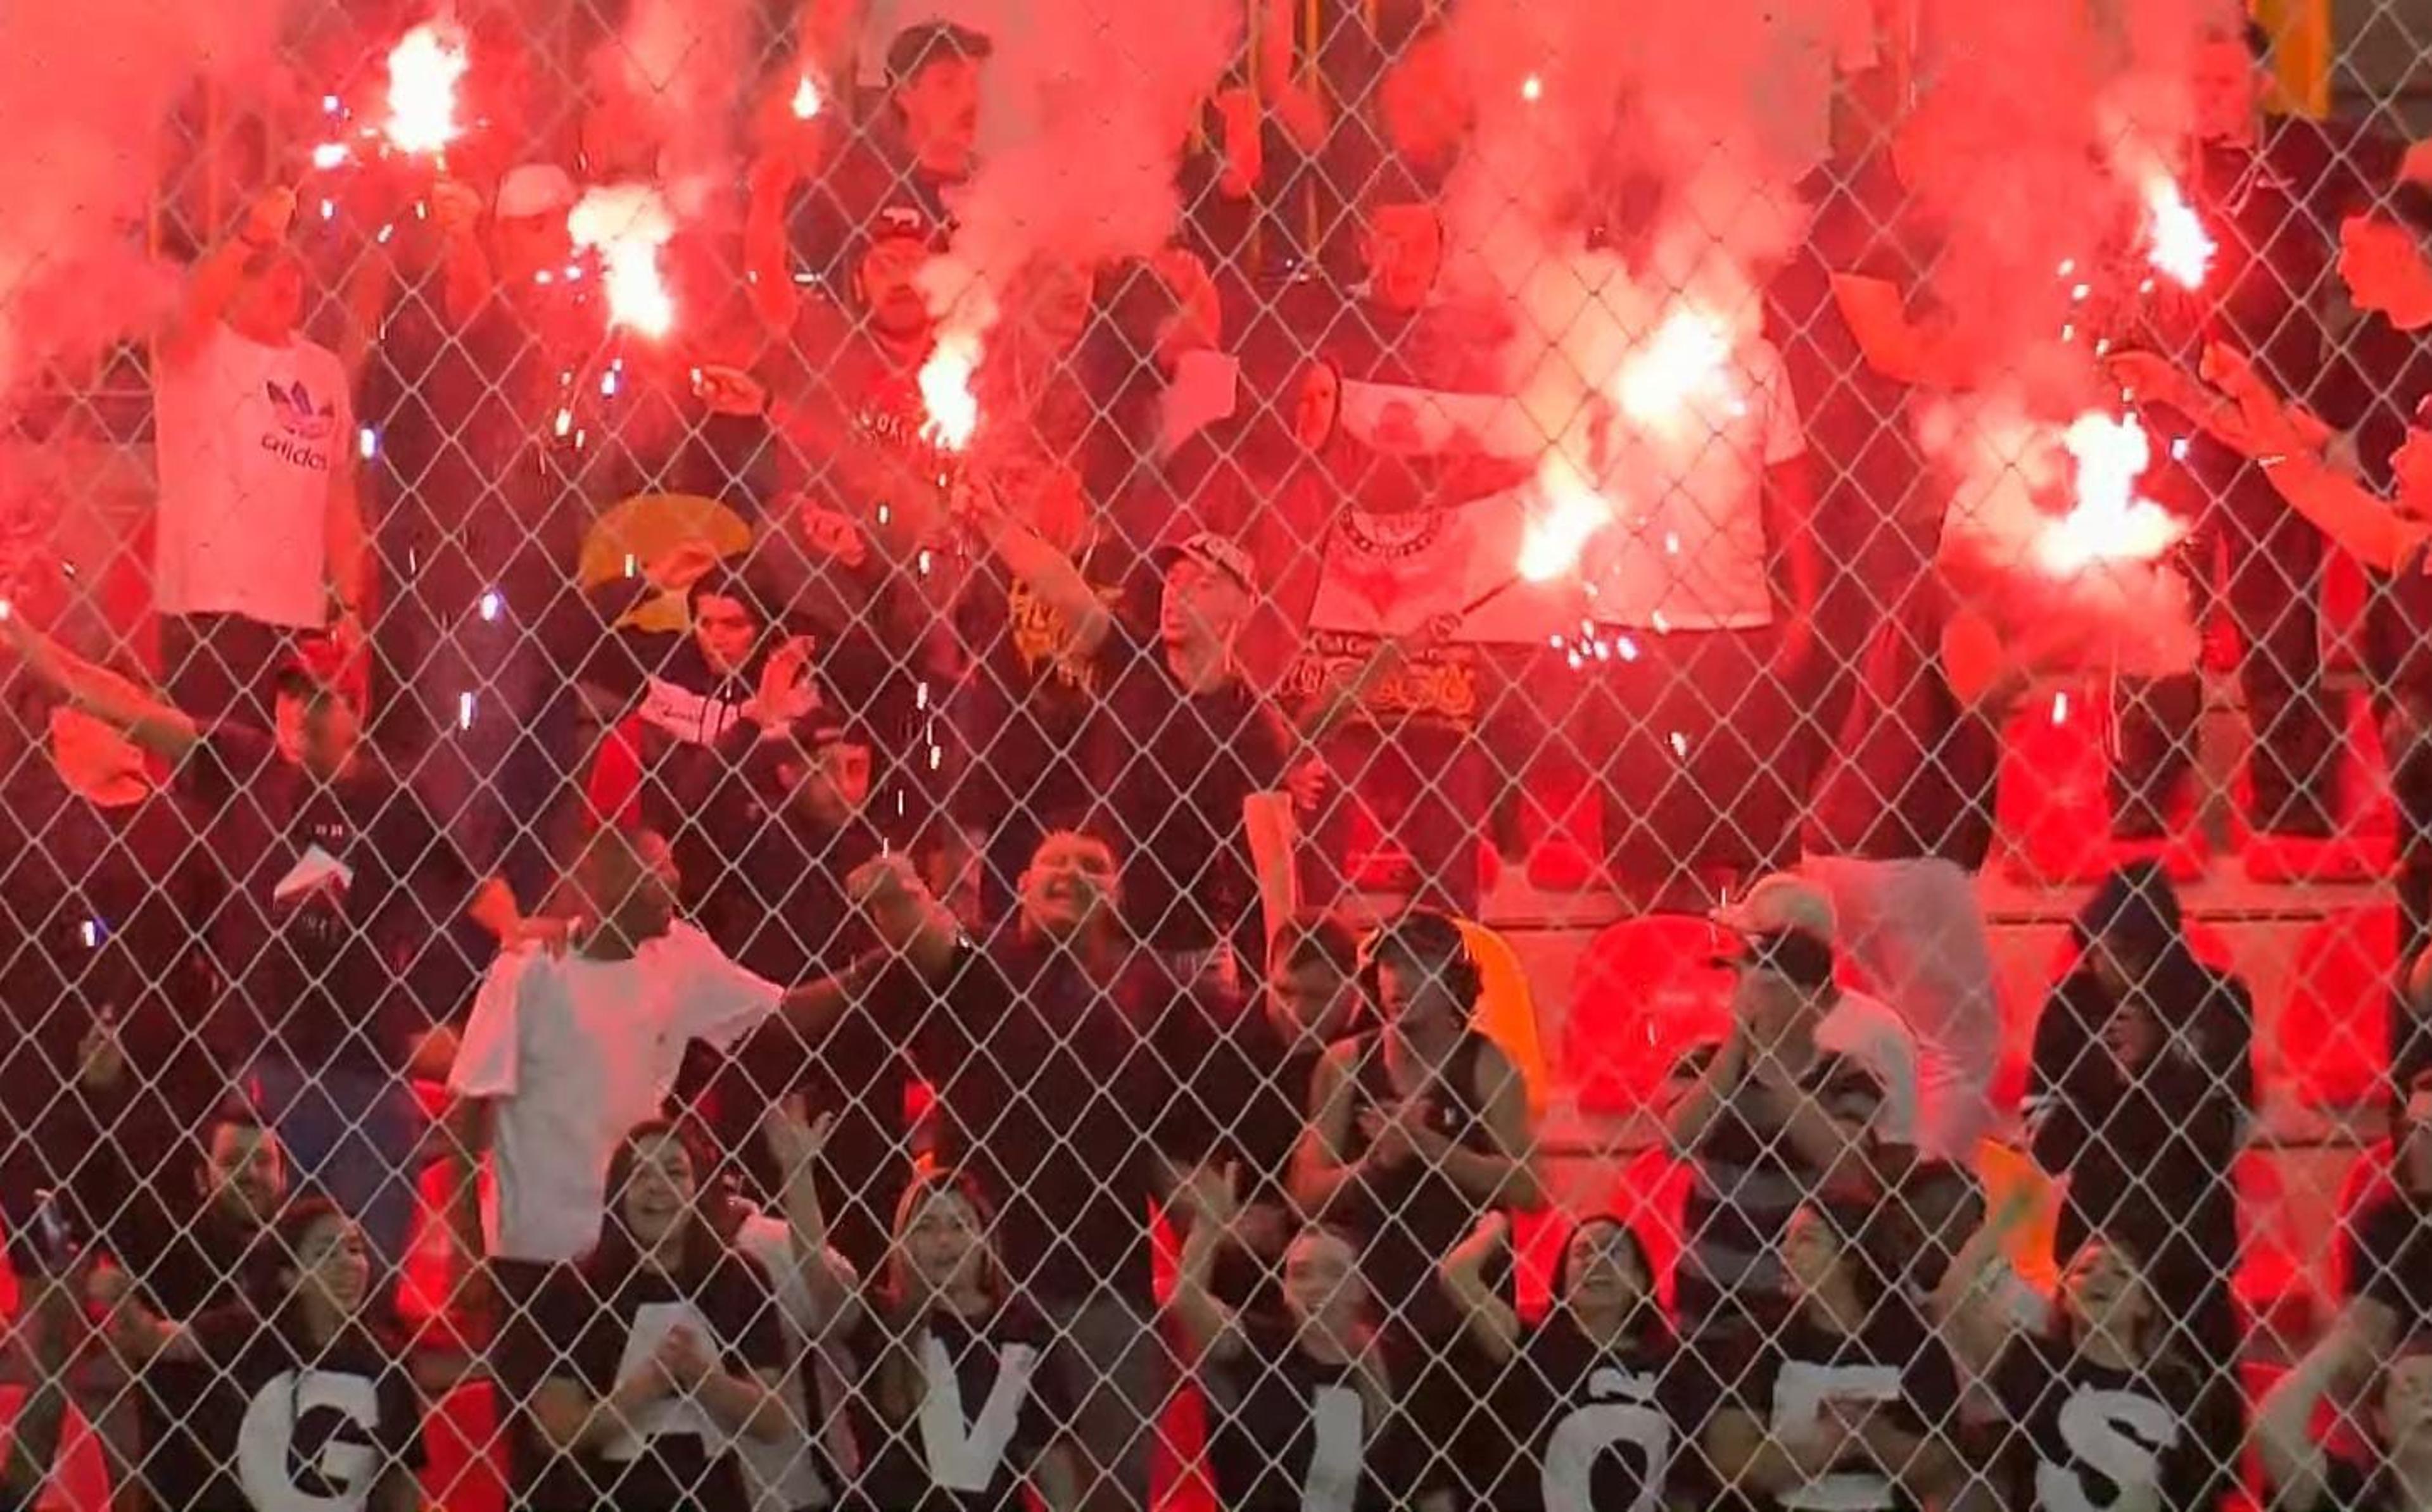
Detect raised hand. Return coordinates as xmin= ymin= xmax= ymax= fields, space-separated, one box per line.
xmin=763 ymin=1095 xmax=837 ymax=1176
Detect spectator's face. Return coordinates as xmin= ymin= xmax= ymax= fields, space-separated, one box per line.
xmin=1562 ymin=1221 xmax=1649 ymax=1316
xmin=1158 ymin=559 xmax=1250 ymax=652
xmin=898 ymin=1186 xmax=988 ymax=1297
xmin=691 ymin=592 xmax=761 ymax=677
xmin=1365 ymin=205 xmax=1444 ymax=313
xmin=493 ymin=211 xmax=572 ymax=284
xmin=232 ymin=253 xmax=306 ymax=336
xmin=1015 ymin=258 xmax=1092 ymax=353
xmin=203 ymin=1123 xmax=286 ymax=1223
xmin=1281 ymin=1227 xmax=1365 ymax=1333
xmin=1782 ymin=1206 xmax=1844 ymax=1301
xmin=896 ymin=58 xmax=982 ymax=177
xmin=289 ymin=1213 xmax=372 ymax=1319
xmin=583 ymin=831 xmax=681 ymax=938
xmin=2190 ymin=39 xmax=2262 ymax=144
xmin=2086 ymin=936 xmax=2150 ymax=1001
xmin=857 ymin=236 xmax=934 ymax=337
xmin=790 ymin=741 xmax=873 ymax=826
xmin=1018 ymin=833 xmax=1118 ymax=936
xmin=296 ymin=691 xmax=362 ymax=777
xmin=1375 ymin=952 xmax=1460 ymax=1036
xmin=1730 ymin=966 xmax=1808 ymax=1045
xmin=618 ymin=1131 xmax=698 ymax=1251
xmin=2379 ymin=1355 xmax=2432 ymax=1454
xmin=1267 ymin=961 xmax=1356 ymax=1048
xmin=2062 ymin=1238 xmax=2153 ymax=1351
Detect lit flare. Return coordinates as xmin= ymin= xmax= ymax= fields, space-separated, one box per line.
xmin=567 ymin=186 xmax=678 ymax=337
xmin=2037 ymin=411 xmax=2186 ymax=574
xmin=918 ymin=329 xmax=983 ymax=451
xmin=383 ymin=21 xmax=470 ymax=157
xmin=2144 ymin=175 xmax=2214 ymax=291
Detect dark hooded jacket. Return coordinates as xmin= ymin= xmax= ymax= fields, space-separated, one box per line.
xmin=2028 ymin=863 xmax=2252 ymax=1351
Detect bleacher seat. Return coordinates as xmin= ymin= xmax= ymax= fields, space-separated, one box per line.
xmin=2281 ymin=904 xmax=2398 ymax=1109
xmin=1565 ymin=915 xmax=1740 ymax=1114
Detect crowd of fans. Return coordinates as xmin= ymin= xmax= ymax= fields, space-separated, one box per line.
xmin=1 ymin=1 xmax=2431 ymax=1510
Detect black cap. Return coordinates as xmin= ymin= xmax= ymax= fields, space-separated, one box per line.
xmin=887 ymin=20 xmax=992 ymax=84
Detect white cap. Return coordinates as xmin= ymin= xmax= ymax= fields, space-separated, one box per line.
xmin=1711 ymin=872 xmax=1837 ymax=944
xmin=496 ymin=163 xmax=578 ymax=221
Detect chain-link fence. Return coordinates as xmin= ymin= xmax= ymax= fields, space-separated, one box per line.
xmin=0 ymin=0 xmax=2429 ymax=1509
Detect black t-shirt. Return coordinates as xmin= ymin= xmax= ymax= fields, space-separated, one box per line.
xmin=1678 ymin=1043 xmax=1890 ymax=1331
xmin=1986 ymin=1333 xmax=2211 ymax=1512
xmin=1804 ymin=579 xmax=1999 ymax=871
xmin=1478 ymin=1319 xmax=1713 ymax=1512
xmin=169 ymin=1309 xmax=424 ymax=1512
xmin=950 ymin=543 xmax=1148 ymax=836
xmin=0 ymin=770 xmax=222 ymax=1188
xmin=1092 ymin=620 xmax=1296 ymax=952
xmin=1765 ymin=151 xmax=1948 ymax=598
xmin=1333 ymin=1031 xmax=1506 ymax=1334
xmin=529 ymin=1253 xmax=785 ymax=1512
xmin=686 ymin=757 xmax=910 ymax=1276
xmin=1207 ymin=1313 xmax=1431 ymax=1512
xmin=2314 ymin=311 xmax=2432 ymax=698
xmin=908 ymin=935 xmax=1202 ymax=1304
xmin=2346 ymin=1190 xmax=2432 ymax=1336
xmin=851 ymin=1301 xmax=1070 ymax=1512
xmin=1712 ymin=1306 xmax=1963 ymax=1512
xmin=179 ymin=726 xmax=474 ymax=1071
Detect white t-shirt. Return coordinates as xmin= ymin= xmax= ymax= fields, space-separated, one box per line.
xmin=732 ymin=1212 xmax=862 ymax=1512
xmin=1816 ymin=986 xmax=1923 ymax=1150
xmin=1586 ymin=337 xmax=1807 ymax=632
xmin=448 ymin=924 xmax=783 ymax=1263
xmin=153 ymin=323 xmax=350 ymax=629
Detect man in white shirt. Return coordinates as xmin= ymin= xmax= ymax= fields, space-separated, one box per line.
xmin=1713 ymin=873 xmax=1927 ymax=1150
xmin=1582 ymin=331 xmax=1819 ymax=900
xmin=446 ymin=823 xmax=954 ymax=1502
xmin=151 ymin=184 xmax=368 ymax=728
xmin=446 ymin=824 xmax=954 ymax=1272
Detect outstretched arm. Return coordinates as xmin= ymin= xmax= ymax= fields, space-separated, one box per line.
xmin=162 ymin=187 xmax=295 ymax=369
xmin=0 ymin=612 xmax=200 ymax=762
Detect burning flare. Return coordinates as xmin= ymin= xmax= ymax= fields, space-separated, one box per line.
xmin=567 ymin=186 xmax=677 ymax=337
xmin=918 ymin=330 xmax=983 ymax=451
xmin=790 ymin=73 xmax=823 ymax=120
xmin=2143 ymin=175 xmax=2214 ymax=291
xmin=1614 ymin=305 xmax=1734 ymax=429
xmin=2038 ymin=411 xmax=2186 ymax=574
xmin=383 ymin=20 xmax=470 ymax=156
xmin=1518 ymin=456 xmax=1614 ymax=581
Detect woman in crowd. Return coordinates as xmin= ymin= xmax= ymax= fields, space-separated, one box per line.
xmin=1170 ymin=1162 xmax=1443 ymax=1512
xmin=1441 ymin=1209 xmax=1699 ymax=1512
xmin=2025 ymin=860 xmax=2252 ymax=1480
xmin=1702 ymin=1197 xmax=1964 ymax=1512
xmin=1979 ymin=1234 xmax=2226 ymax=1512
xmin=528 ymin=1119 xmax=789 ymax=1512
xmin=2263 ymin=1333 xmax=2432 ymax=1512
xmin=852 ymin=1169 xmax=1078 ymax=1511
xmin=1293 ymin=908 xmax=1540 ymax=1335
xmin=91 ymin=1198 xmax=424 ymax=1512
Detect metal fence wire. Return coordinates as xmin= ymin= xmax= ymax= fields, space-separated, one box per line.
xmin=0 ymin=0 xmax=2429 ymax=1509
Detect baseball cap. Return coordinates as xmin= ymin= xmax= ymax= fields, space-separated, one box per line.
xmin=495 ymin=163 xmax=578 ymax=221
xmin=1711 ymin=873 xmax=1837 ymax=944
xmin=1153 ymin=532 xmax=1256 ymax=594
xmin=887 ymin=20 xmax=992 ymax=84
